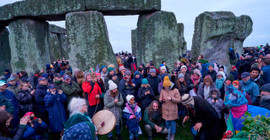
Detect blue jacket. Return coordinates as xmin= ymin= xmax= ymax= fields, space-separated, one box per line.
xmin=44 ymin=92 xmax=67 ymax=132
xmin=34 ymin=84 xmax=48 ymax=114
xmin=240 ymin=80 xmax=260 ymax=104
xmin=262 ymin=65 xmax=270 ymax=84
xmin=122 ymin=103 xmax=142 ymax=132
xmin=23 ymin=121 xmax=47 ymax=139
xmin=0 ymin=89 xmax=19 ymax=127
xmin=119 ymin=79 xmax=135 ymax=100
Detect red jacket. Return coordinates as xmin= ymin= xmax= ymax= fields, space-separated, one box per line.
xmin=82 ymin=81 xmax=102 ymax=106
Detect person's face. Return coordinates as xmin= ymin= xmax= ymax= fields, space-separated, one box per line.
xmin=198 ymin=55 xmax=202 ymax=60
xmin=232 ymin=83 xmax=239 ymax=89
xmin=6 ymin=116 xmax=13 ymax=127
xmin=80 ymin=102 xmax=88 ymax=113
xmin=242 ymin=76 xmax=250 ymax=82
xmin=208 ymin=66 xmax=214 ymax=72
xmin=194 ymin=73 xmax=199 ymax=78
xmin=55 ymin=77 xmax=62 ymax=81
xmin=4 ymin=72 xmax=8 ymax=75
xmin=39 ymin=79 xmax=48 ymax=85
xmin=135 ymin=75 xmax=140 ymax=79
xmin=112 ymin=88 xmax=118 ymax=93
xmin=8 ymin=80 xmax=16 ymax=86
xmin=96 ymin=75 xmax=101 ymax=80
xmin=86 ymin=75 xmax=92 ymax=82
xmin=217 ymin=75 xmax=223 ymax=80
xmin=163 ymin=62 xmax=166 ymax=66
xmin=212 ymin=93 xmax=217 ymax=99
xmin=161 ymin=69 xmax=166 ymax=74
xmin=250 ymin=70 xmax=259 ymax=78
xmin=181 ymin=67 xmax=187 ymax=73
xmin=150 ymin=72 xmax=156 ymax=77
xmin=191 ymin=64 xmax=195 ymax=68
xmin=109 ymin=70 xmax=114 ymax=76
xmin=125 ymin=75 xmax=131 ymax=80
xmin=129 ymin=98 xmax=135 ymax=105
xmin=219 ymin=68 xmax=224 ymax=72
xmin=164 ymin=86 xmax=170 ymax=90
xmin=261 ymin=91 xmax=270 ymax=97
xmin=205 ymin=80 xmax=210 ymax=86
xmin=258 ymin=58 xmax=262 ymax=62
xmin=152 ymin=103 xmax=158 ymax=111
xmin=22 ymin=84 xmax=29 ymax=91
xmin=50 ymin=88 xmax=56 ymax=93
xmin=179 ymin=77 xmax=184 ymax=82
xmin=64 ymin=78 xmax=71 ymax=84
xmin=102 ymin=68 xmax=107 ymax=73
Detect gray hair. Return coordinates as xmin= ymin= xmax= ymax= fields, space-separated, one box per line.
xmin=68 ymin=97 xmax=86 ymax=116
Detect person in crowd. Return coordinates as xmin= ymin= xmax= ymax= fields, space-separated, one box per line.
xmin=262 ymin=54 xmax=270 ymax=84
xmin=7 ymin=77 xmax=19 ymax=96
xmin=100 ymin=65 xmax=107 ymax=82
xmin=179 ymin=65 xmax=191 ymax=82
xmin=240 ymin=72 xmax=260 ymax=105
xmin=215 ymin=72 xmax=225 ymax=90
xmin=202 ymin=64 xmax=217 ymax=82
xmin=63 ymin=97 xmax=97 ymax=140
xmin=44 ymin=84 xmax=67 ymax=140
xmin=197 ymin=75 xmax=217 ymax=100
xmin=104 ymin=67 xmax=119 ymax=91
xmin=119 ymin=70 xmax=135 ymax=100
xmin=159 ymin=76 xmax=181 ymax=140
xmin=61 ymin=74 xmax=82 ymax=104
xmin=118 ymin=65 xmax=126 ymax=80
xmin=0 ymin=80 xmax=20 ymax=128
xmin=19 ymin=71 xmax=28 ymax=82
xmin=22 ymin=112 xmax=48 ymax=139
xmin=144 ymin=100 xmax=168 ymax=140
xmin=158 ymin=66 xmax=169 ymax=81
xmin=230 ymin=66 xmax=238 ymax=80
xmin=104 ymin=80 xmax=124 ymax=140
xmin=0 ymin=92 xmax=14 ymax=113
xmin=249 ymin=67 xmax=265 ymax=88
xmin=162 ymin=61 xmax=170 ymax=73
xmin=35 ymin=77 xmax=49 ymax=124
xmin=238 ymin=55 xmax=253 ymax=75
xmin=123 ymin=95 xmax=142 ymax=140
xmin=82 ymin=73 xmax=102 ymax=118
xmin=0 ymin=110 xmax=30 ymax=139
xmin=53 ymin=73 xmax=63 ymax=90
xmin=17 ymin=82 xmax=35 ymax=117
xmin=96 ymin=73 xmax=106 ymax=108
xmin=190 ymin=69 xmax=201 ymax=96
xmin=147 ymin=69 xmax=161 ymax=99
xmin=137 ymin=78 xmax=155 ymax=111
xmin=259 ymin=83 xmax=270 ymax=110
xmin=4 ymin=69 xmax=11 ymax=81
xmin=182 ymin=94 xmax=220 ymax=140
xmin=132 ymin=71 xmax=143 ymax=101
xmin=75 ymin=70 xmax=85 ymax=87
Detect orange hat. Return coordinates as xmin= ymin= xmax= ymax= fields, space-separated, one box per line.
xmin=163 ymin=76 xmax=171 ymax=87
xmin=232 ymin=80 xmax=239 ymax=86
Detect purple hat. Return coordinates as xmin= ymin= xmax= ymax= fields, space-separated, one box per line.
xmin=241 ymin=72 xmax=251 ymax=78
xmin=125 ymin=70 xmax=131 ymax=76
xmin=48 ymin=84 xmax=56 ymax=89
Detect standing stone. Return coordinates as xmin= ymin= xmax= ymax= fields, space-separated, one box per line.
xmin=136 ymin=11 xmax=182 ymax=70
xmin=59 ymin=34 xmax=69 ymax=59
xmin=177 ymin=23 xmax=187 ymax=54
xmin=191 ymin=11 xmax=252 ymax=71
xmin=9 ymin=19 xmax=51 ymax=74
xmin=131 ymin=29 xmax=138 ymax=56
xmin=66 ymin=11 xmax=117 ymax=71
xmin=0 ymin=28 xmax=11 ymax=74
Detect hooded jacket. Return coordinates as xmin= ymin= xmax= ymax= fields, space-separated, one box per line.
xmin=206 ymin=89 xmax=223 ymax=119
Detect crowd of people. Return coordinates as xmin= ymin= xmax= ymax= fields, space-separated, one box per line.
xmin=0 ymin=44 xmax=270 ymax=140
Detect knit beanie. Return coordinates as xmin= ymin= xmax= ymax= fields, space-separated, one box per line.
xmin=163 ymin=76 xmax=171 ymax=87
xmin=261 ymin=83 xmax=270 ymax=92
xmin=182 ymin=94 xmax=194 ymax=106
xmin=107 ymin=64 xmax=115 ymax=69
xmin=180 ymin=65 xmax=187 ymax=70
xmin=149 ymin=69 xmax=156 ymax=74
xmin=232 ymin=80 xmax=239 ymax=86
xmin=193 ymin=69 xmax=201 ymax=77
xmin=119 ymin=66 xmax=126 ymax=72
xmin=134 ymin=71 xmax=140 ymax=76
xmin=178 ymin=73 xmax=185 ymax=79
xmin=126 ymin=95 xmax=135 ymax=103
xmin=107 ymin=67 xmax=114 ymax=73
xmin=108 ymin=80 xmax=118 ymax=90
xmin=142 ymin=78 xmax=148 ymax=85
xmin=160 ymin=66 xmax=166 ymax=71
xmin=125 ymin=70 xmax=131 ymax=76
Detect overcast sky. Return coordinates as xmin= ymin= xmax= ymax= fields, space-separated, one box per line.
xmin=1 ymin=0 xmax=269 ymax=53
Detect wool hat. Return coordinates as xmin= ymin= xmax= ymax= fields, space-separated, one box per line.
xmin=149 ymin=69 xmax=156 ymax=74
xmin=119 ymin=66 xmax=126 ymax=72
xmin=108 ymin=80 xmax=118 ymax=90
xmin=49 ymin=84 xmax=56 ymax=89
xmin=41 ymin=73 xmax=49 ymax=79
xmin=107 ymin=67 xmax=114 ymax=73
xmin=160 ymin=66 xmax=166 ymax=71
xmin=101 ymin=65 xmax=107 ymax=70
xmin=38 ymin=77 xmax=47 ymax=82
xmin=84 ymin=72 xmax=91 ymax=79
xmin=4 ymin=69 xmax=10 ymax=73
xmin=142 ymin=78 xmax=148 ymax=85
xmin=231 ymin=66 xmax=237 ymax=70
xmin=241 ymin=72 xmax=250 ymax=78
xmin=159 ymin=64 xmax=165 ymax=67
xmin=232 ymin=80 xmax=239 ymax=86
xmin=0 ymin=80 xmax=6 ymax=87
xmin=178 ymin=73 xmax=185 ymax=79
xmin=193 ymin=69 xmax=201 ymax=77
xmin=73 ymin=68 xmax=80 ymax=75
xmin=208 ymin=63 xmax=214 ymax=68
xmin=63 ymin=75 xmax=71 ymax=80
xmin=107 ymin=64 xmax=115 ymax=68
xmin=7 ymin=77 xmax=15 ymax=82
xmin=126 ymin=95 xmax=135 ymax=103
xmin=217 ymin=72 xmax=223 ymax=77
xmin=134 ymin=71 xmax=140 ymax=76
xmin=182 ymin=94 xmax=194 ymax=106
xmin=163 ymin=76 xmax=171 ymax=87
xmin=125 ymin=70 xmax=131 ymax=76
xmin=180 ymin=65 xmax=187 ymax=70
xmin=261 ymin=83 xmax=270 ymax=92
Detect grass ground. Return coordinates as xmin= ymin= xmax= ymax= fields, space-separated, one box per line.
xmin=99 ymin=120 xmax=193 ymax=140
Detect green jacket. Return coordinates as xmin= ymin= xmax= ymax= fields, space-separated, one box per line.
xmin=143 ymin=108 xmax=164 ymax=129
xmin=61 ymin=81 xmax=82 ymax=103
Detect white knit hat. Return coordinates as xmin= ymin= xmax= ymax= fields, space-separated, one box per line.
xmin=108 ymin=80 xmax=117 ymax=90
xmin=160 ymin=66 xmax=166 ymax=71
xmin=126 ymin=95 xmax=135 ymax=103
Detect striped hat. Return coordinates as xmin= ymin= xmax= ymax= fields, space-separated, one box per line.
xmin=182 ymin=94 xmax=194 ymax=106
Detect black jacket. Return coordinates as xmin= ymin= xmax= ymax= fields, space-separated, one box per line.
xmin=203 ymin=70 xmax=217 ymax=82
xmin=137 ymin=86 xmax=155 ymax=109
xmin=146 ymin=75 xmax=161 ymax=96
xmin=17 ymin=89 xmax=35 ymax=117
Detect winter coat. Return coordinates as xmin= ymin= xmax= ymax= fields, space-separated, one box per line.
xmin=132 ymin=76 xmax=143 ymax=99
xmin=53 ymin=81 xmax=62 ymax=90
xmin=176 ymin=80 xmax=193 ymax=96
xmin=7 ymin=84 xmax=19 ymax=97
xmin=4 ymin=72 xmax=11 ymax=81
xmin=34 ymin=84 xmax=48 ymax=114
xmin=0 ymin=94 xmax=14 ymax=113
xmin=203 ymin=70 xmax=217 ymax=82
xmin=0 ymin=125 xmax=26 ymax=140
xmin=230 ymin=70 xmax=239 ymax=80
xmin=61 ymin=81 xmax=82 ymax=103
xmin=259 ymin=96 xmax=270 ymax=110
xmin=187 ymin=96 xmax=219 ymax=140
xmin=82 ymin=81 xmax=102 ymax=106
xmin=44 ymin=92 xmax=67 ymax=132
xmin=206 ymin=89 xmax=223 ymax=119
xmin=197 ymin=83 xmax=217 ymax=100
xmin=159 ymin=88 xmax=181 ymax=121
xmin=137 ymin=86 xmax=155 ymax=109
xmin=103 ymin=90 xmax=124 ymax=125
xmin=63 ymin=122 xmax=95 ymax=140
xmin=119 ymin=79 xmax=135 ymax=100
xmin=240 ymin=80 xmax=260 ymax=104
xmin=251 ymin=75 xmax=265 ymax=88
xmin=143 ymin=108 xmax=164 ymax=129
xmin=22 ymin=121 xmax=47 ymax=139
xmin=17 ymin=89 xmax=35 ymax=117
xmin=122 ymin=103 xmax=142 ymax=132
xmin=147 ymin=75 xmax=161 ymax=96
xmin=262 ymin=65 xmax=270 ymax=84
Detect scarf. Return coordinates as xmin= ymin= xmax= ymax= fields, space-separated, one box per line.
xmin=191 ymin=75 xmax=200 ymax=93
xmin=215 ymin=78 xmax=224 ymax=90
xmin=203 ymin=86 xmax=210 ymax=99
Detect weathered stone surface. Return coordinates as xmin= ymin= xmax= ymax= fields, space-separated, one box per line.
xmin=59 ymin=34 xmax=70 ymax=59
xmin=177 ymin=23 xmax=187 ymax=54
xmin=66 ymin=11 xmax=117 ymax=71
xmin=0 ymin=28 xmax=11 ymax=74
xmin=49 ymin=24 xmax=66 ymax=34
xmin=191 ymin=11 xmax=252 ymax=70
xmin=131 ymin=29 xmax=138 ymax=56
xmin=9 ymin=19 xmax=51 ymax=74
xmin=135 ymin=11 xmax=182 ymax=70
xmin=86 ymin=0 xmax=161 ymax=15
xmin=0 ymin=0 xmax=161 ymax=26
